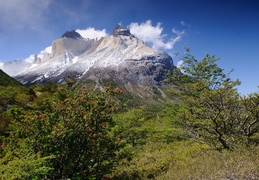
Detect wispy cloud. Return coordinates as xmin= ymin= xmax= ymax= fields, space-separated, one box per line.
xmin=76 ymin=28 xmax=107 ymax=40
xmin=171 ymin=28 xmax=185 ymax=45
xmin=0 ymin=0 xmax=52 ymax=31
xmin=180 ymin=21 xmax=191 ymax=28
xmin=128 ymin=20 xmax=184 ymax=50
xmin=172 ymin=28 xmax=185 ymax=36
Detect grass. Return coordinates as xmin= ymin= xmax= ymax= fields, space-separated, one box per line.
xmin=109 ymin=142 xmax=259 ymax=180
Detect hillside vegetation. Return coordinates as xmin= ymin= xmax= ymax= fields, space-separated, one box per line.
xmin=0 ymin=69 xmax=23 ymax=87
xmin=0 ymin=49 xmax=258 ymax=179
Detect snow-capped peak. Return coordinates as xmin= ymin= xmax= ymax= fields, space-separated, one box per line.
xmin=1 ymin=25 xmax=175 ymax=87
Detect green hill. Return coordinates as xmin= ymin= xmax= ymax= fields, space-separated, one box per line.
xmin=0 ymin=69 xmax=23 ymax=86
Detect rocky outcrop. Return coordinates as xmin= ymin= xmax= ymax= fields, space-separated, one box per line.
xmin=111 ymin=24 xmax=133 ymax=37
xmin=61 ymin=30 xmax=83 ymax=39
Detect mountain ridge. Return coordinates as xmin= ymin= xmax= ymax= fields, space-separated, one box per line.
xmin=0 ymin=25 xmax=175 ymax=98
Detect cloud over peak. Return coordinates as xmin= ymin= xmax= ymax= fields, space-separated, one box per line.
xmin=128 ymin=20 xmax=184 ymax=50
xmin=76 ymin=28 xmax=107 ymax=40
xmin=75 ymin=21 xmax=184 ymax=50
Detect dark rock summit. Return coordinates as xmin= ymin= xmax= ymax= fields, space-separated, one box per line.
xmin=61 ymin=30 xmax=83 ymax=39
xmin=111 ymin=24 xmax=133 ymax=37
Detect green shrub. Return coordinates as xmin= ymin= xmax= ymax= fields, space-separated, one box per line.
xmin=110 ymin=141 xmax=259 ymax=180
xmin=4 ymin=85 xmax=124 ymax=179
xmin=0 ymin=140 xmax=54 ymax=180
xmin=157 ymin=144 xmax=259 ymax=180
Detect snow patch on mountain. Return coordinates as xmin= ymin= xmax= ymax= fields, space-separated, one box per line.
xmin=1 ymin=25 xmax=175 ymax=87
xmin=76 ymin=27 xmax=107 ymax=40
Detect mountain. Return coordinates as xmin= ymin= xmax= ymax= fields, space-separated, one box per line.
xmin=0 ymin=25 xmax=175 ymax=98
xmin=61 ymin=30 xmax=83 ymax=39
xmin=0 ymin=69 xmax=23 ymax=87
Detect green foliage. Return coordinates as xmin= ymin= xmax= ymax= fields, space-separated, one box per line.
xmin=112 ymin=105 xmax=181 ymax=149
xmin=110 ymin=142 xmax=177 ymax=179
xmin=0 ymin=85 xmax=34 ymax=135
xmin=0 ymin=86 xmax=34 ymax=109
xmin=240 ymin=93 xmax=259 ymax=140
xmin=0 ymin=112 xmax=12 ymax=135
xmin=112 ymin=107 xmax=149 ymax=147
xmin=30 ymin=82 xmax=57 ymax=93
xmin=0 ymin=139 xmax=54 ymax=180
xmin=1 ymin=52 xmax=259 ymax=179
xmin=0 ymin=69 xmax=23 ymax=87
xmin=3 ymin=83 xmax=124 ymax=179
xmin=166 ymin=46 xmax=232 ymax=89
xmin=156 ymin=144 xmax=259 ymax=180
xmin=165 ymin=48 xmax=259 ymax=150
xmin=110 ymin=141 xmax=259 ymax=180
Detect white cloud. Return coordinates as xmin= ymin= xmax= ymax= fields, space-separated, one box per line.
xmin=0 ymin=0 xmax=52 ymax=30
xmin=24 ymin=54 xmax=36 ymax=64
xmin=37 ymin=46 xmax=52 ymax=60
xmin=177 ymin=60 xmax=184 ymax=68
xmin=128 ymin=20 xmax=184 ymax=50
xmin=76 ymin=28 xmax=107 ymax=40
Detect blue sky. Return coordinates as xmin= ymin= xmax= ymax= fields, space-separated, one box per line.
xmin=0 ymin=0 xmax=258 ymax=95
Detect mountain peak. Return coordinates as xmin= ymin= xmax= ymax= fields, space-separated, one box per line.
xmin=2 ymin=24 xmax=175 ymax=98
xmin=61 ymin=30 xmax=83 ymax=39
xmin=111 ymin=24 xmax=133 ymax=37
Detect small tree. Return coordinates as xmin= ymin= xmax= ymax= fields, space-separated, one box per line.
xmin=166 ymin=47 xmax=259 ymax=150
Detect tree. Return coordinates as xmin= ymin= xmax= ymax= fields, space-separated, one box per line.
xmin=239 ymin=93 xmax=259 ymax=141
xmin=112 ymin=107 xmax=149 ymax=147
xmin=166 ymin=47 xmax=259 ymax=150
xmin=112 ymin=105 xmax=181 ymax=149
xmin=5 ymin=83 xmax=124 ymax=179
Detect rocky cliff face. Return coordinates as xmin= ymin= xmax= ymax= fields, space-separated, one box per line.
xmin=1 ymin=25 xmax=175 ymax=97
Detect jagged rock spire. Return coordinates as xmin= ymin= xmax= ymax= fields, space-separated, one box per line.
xmin=111 ymin=24 xmax=133 ymax=37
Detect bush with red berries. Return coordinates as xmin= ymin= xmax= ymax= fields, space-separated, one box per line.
xmin=6 ymin=83 xmax=124 ymax=179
